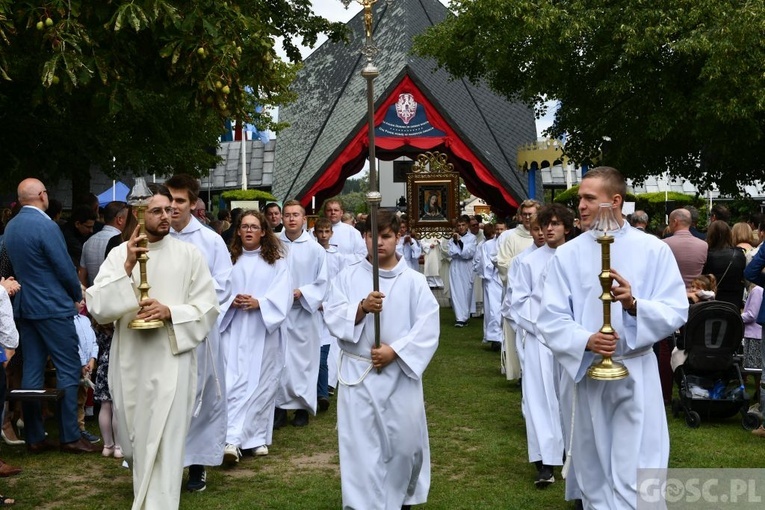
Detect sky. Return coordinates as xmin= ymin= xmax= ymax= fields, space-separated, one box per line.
xmin=275 ymin=1 xmax=556 ymax=138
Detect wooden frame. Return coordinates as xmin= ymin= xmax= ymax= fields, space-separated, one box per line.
xmin=407 ymin=159 xmax=459 ymax=238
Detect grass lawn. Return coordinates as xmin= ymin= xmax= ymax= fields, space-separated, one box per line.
xmin=1 ymin=307 xmax=763 ymax=509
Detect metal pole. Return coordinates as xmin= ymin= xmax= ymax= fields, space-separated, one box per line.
xmin=363 ymin=62 xmax=381 ymax=349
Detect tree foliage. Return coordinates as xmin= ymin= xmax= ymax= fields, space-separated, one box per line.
xmin=0 ymin=1 xmax=345 ymax=195
xmin=413 ymin=0 xmax=765 ymax=195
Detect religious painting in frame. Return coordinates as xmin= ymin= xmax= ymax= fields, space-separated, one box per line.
xmin=407 ymin=152 xmax=459 ymax=239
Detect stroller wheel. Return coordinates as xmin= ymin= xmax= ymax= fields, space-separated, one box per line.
xmin=742 ymin=412 xmax=760 ymax=431
xmin=685 ymin=410 xmax=701 ymax=428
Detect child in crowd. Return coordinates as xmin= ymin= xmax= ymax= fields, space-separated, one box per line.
xmin=672 ymin=275 xmax=717 ymax=371
xmin=73 ymin=299 xmax=100 ymax=444
xmin=313 ymin=218 xmax=344 ymax=408
xmin=323 ymin=210 xmax=439 ymax=509
xmin=687 ymin=274 xmax=717 ymax=303
xmin=742 ymin=283 xmax=763 ymax=410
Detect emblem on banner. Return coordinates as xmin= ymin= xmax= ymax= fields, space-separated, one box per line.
xmin=395 ymin=93 xmax=417 ymax=125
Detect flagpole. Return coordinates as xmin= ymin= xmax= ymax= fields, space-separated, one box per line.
xmin=343 ymin=0 xmax=391 ymax=350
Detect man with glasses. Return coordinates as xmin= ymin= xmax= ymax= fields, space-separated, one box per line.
xmin=4 ymin=178 xmax=99 ymax=454
xmin=496 ymin=199 xmax=541 ymax=380
xmin=87 ymin=184 xmax=219 ymax=510
xmin=165 ymin=174 xmax=232 ymax=492
xmin=79 ymin=201 xmax=129 ymax=287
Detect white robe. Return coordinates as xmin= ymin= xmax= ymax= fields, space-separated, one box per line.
xmin=278 ymin=230 xmax=328 ymax=413
xmin=323 ymin=256 xmax=439 ymax=510
xmin=329 ymin=220 xmax=367 ymax=263
xmin=472 ymin=230 xmax=485 ymax=316
xmin=322 ymin=247 xmax=350 ymax=390
xmin=396 ymin=235 xmax=422 ymax=272
xmin=476 ymin=237 xmax=503 ymax=343
xmin=498 ymin=227 xmax=535 ymax=379
xmin=502 ymin=243 xmax=539 ymax=379
xmin=420 ymin=238 xmax=445 ymax=288
xmin=538 ymin=222 xmax=688 ymax=510
xmin=447 ymin=232 xmax=476 ymax=322
xmin=220 ymin=249 xmax=291 ymax=449
xmin=170 ymin=215 xmax=232 ymax=467
xmin=510 ymin=244 xmax=564 ymax=466
xmin=86 ymin=237 xmax=219 ymax=510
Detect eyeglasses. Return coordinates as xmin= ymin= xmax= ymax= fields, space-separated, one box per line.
xmin=146 ymin=206 xmax=173 ymax=217
xmin=240 ymin=224 xmax=262 ymax=231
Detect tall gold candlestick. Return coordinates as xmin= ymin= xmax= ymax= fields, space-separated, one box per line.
xmin=587 ymin=203 xmax=628 ymax=381
xmin=127 ymin=177 xmax=164 ymax=330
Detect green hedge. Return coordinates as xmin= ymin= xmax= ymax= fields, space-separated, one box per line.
xmin=220 ymin=189 xmax=277 ymax=202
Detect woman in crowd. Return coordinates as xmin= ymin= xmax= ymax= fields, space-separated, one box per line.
xmin=703 ymin=220 xmax=746 ymax=308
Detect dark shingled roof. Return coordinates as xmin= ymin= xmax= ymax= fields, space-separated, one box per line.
xmin=200 ymin=140 xmax=275 ymax=190
xmin=273 ymin=0 xmax=538 ymax=211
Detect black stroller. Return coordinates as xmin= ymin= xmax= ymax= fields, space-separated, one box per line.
xmin=670 ymin=301 xmax=760 ymax=429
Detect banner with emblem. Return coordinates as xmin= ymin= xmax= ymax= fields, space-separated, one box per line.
xmin=374 ymin=93 xmax=446 ymax=139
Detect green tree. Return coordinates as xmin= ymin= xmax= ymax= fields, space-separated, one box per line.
xmin=0 ymin=1 xmax=345 ymax=196
xmin=413 ymin=0 xmax=765 ymax=196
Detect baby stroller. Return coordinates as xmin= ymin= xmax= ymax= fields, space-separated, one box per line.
xmin=671 ymin=301 xmax=760 ymax=429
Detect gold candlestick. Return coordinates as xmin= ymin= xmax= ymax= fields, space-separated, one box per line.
xmin=127 ymin=177 xmax=164 ymax=330
xmin=587 ymin=204 xmax=628 ymax=380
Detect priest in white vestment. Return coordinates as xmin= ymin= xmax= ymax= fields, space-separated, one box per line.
xmin=497 ymin=200 xmax=541 ymax=380
xmin=86 ymin=189 xmax=219 ymax=510
xmin=447 ymin=215 xmax=476 ymax=327
xmin=537 ymin=168 xmax=687 ymax=510
xmin=277 ymin=201 xmax=328 ymax=427
xmin=421 ymin=237 xmax=445 ymax=288
xmin=220 ymin=211 xmax=291 ymax=461
xmin=324 ymin=211 xmax=439 ymax=510
xmin=166 ymin=175 xmax=231 ymax=489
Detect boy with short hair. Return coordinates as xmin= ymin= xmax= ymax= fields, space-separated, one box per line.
xmin=277 ymin=200 xmax=328 ymax=427
xmin=313 ymin=218 xmax=345 ymax=409
xmin=323 ymin=210 xmax=439 ymax=509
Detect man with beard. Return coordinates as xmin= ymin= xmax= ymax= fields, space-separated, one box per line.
xmin=86 ymin=185 xmax=219 ymax=510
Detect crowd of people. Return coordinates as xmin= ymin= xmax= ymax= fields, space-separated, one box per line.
xmin=0 ymin=177 xmax=436 ymax=509
xmin=1 ymin=168 xmax=764 ymax=509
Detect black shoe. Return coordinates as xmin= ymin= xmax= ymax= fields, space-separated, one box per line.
xmin=292 ymin=409 xmax=309 ymax=427
xmin=318 ymin=397 xmax=330 ymax=411
xmin=534 ymin=464 xmax=554 ymax=488
xmin=273 ymin=407 xmax=287 ymax=430
xmin=186 ymin=465 xmax=206 ymax=492
xmin=328 ymin=386 xmax=335 ymax=396
xmin=573 ymin=499 xmax=584 ymax=510
xmin=490 ymin=341 xmax=501 ymax=352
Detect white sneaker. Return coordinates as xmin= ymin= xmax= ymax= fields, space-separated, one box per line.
xmin=254 ymin=445 xmax=269 ymax=457
xmin=224 ymin=443 xmax=240 ymax=464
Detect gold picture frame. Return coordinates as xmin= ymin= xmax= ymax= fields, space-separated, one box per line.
xmin=407 ymin=152 xmax=459 ymax=239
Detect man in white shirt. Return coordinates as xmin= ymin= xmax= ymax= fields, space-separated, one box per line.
xmin=79 ymin=201 xmax=129 ymax=286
